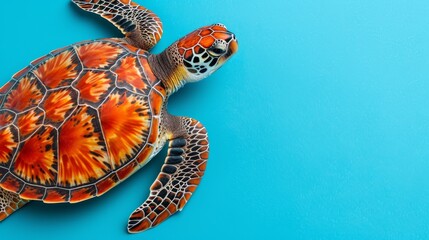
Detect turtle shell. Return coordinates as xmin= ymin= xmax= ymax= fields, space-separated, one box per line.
xmin=0 ymin=39 xmax=166 ymax=203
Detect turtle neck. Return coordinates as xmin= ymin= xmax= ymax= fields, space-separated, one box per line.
xmin=148 ymin=44 xmax=187 ymax=96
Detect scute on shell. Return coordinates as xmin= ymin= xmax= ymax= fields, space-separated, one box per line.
xmin=0 ymin=39 xmax=165 ymax=203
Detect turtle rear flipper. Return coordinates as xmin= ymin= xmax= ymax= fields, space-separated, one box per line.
xmin=127 ymin=117 xmax=209 ymax=233
xmin=72 ymin=0 xmax=163 ymax=50
xmin=0 ymin=188 xmax=28 ymax=221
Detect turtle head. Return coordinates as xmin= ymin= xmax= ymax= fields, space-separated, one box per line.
xmin=176 ymin=24 xmax=238 ymax=81
xmin=149 ymin=24 xmax=238 ymax=94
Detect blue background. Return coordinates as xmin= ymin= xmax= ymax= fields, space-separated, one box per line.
xmin=1 ymin=0 xmax=429 ymax=239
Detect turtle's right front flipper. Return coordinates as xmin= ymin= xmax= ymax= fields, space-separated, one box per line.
xmin=72 ymin=0 xmax=163 ymax=50
xmin=127 ymin=117 xmax=209 ymax=233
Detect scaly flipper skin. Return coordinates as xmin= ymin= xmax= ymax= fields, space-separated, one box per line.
xmin=0 ymin=188 xmax=28 ymax=221
xmin=72 ymin=0 xmax=163 ymax=50
xmin=127 ymin=117 xmax=209 ymax=233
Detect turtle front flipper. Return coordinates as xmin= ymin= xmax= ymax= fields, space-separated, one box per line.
xmin=127 ymin=117 xmax=209 ymax=233
xmin=0 ymin=187 xmax=28 ymax=221
xmin=72 ymin=0 xmax=163 ymax=50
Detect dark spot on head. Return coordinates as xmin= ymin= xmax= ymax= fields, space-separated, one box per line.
xmin=184 ymin=61 xmax=192 ymax=68
xmin=189 ymin=69 xmax=197 ymax=73
xmin=185 ymin=54 xmax=193 ymax=61
xmin=197 ymin=47 xmax=205 ymax=54
xmin=202 ymin=53 xmax=209 ymax=58
xmin=209 ymin=58 xmax=218 ymax=67
xmin=200 ymin=68 xmax=208 ymax=73
xmin=210 ymin=47 xmax=225 ymax=55
xmin=193 ymin=57 xmax=200 ymax=63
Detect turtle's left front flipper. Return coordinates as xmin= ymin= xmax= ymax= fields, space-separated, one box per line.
xmin=0 ymin=187 xmax=28 ymax=221
xmin=72 ymin=0 xmax=163 ymax=50
xmin=127 ymin=117 xmax=209 ymax=233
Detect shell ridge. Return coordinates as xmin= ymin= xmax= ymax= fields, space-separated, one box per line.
xmin=5 ymin=125 xmax=20 ymax=171
xmin=72 ymin=45 xmax=85 ymax=71
xmin=99 ymin=39 xmax=130 ymax=53
xmin=102 ymin=89 xmax=151 ymax=169
xmin=30 ymin=72 xmax=48 ymax=104
xmin=134 ymin=90 xmax=154 ymax=168
xmin=151 ymin=82 xmax=166 ymax=101
xmin=15 ymin=107 xmax=47 ymax=142
xmin=0 ymin=166 xmax=8 ymax=182
xmin=53 ymin=102 xmax=79 ymax=131
xmin=0 ymin=80 xmax=18 ymax=95
xmin=135 ymin=53 xmax=152 ymax=88
xmin=94 ymin=102 xmax=115 ymax=171
xmin=53 ymin=126 xmax=60 ymax=188
xmin=0 ymin=109 xmax=18 ymax=125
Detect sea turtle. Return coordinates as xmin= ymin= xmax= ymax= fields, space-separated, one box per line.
xmin=0 ymin=0 xmax=238 ymax=233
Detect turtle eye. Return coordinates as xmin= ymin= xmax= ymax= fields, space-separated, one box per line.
xmin=208 ymin=45 xmax=227 ymax=57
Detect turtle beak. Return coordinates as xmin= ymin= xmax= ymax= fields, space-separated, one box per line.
xmin=229 ymin=39 xmax=238 ymax=55
xmin=225 ymin=34 xmax=238 ymax=58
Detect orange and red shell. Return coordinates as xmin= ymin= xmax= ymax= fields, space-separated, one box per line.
xmin=0 ymin=39 xmax=166 ymax=203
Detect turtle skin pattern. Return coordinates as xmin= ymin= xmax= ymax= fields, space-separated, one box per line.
xmin=0 ymin=38 xmax=166 ymax=203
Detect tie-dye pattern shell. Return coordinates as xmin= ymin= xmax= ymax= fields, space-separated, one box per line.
xmin=0 ymin=38 xmax=166 ymax=203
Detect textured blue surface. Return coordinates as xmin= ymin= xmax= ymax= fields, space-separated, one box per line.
xmin=1 ymin=0 xmax=429 ymax=239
